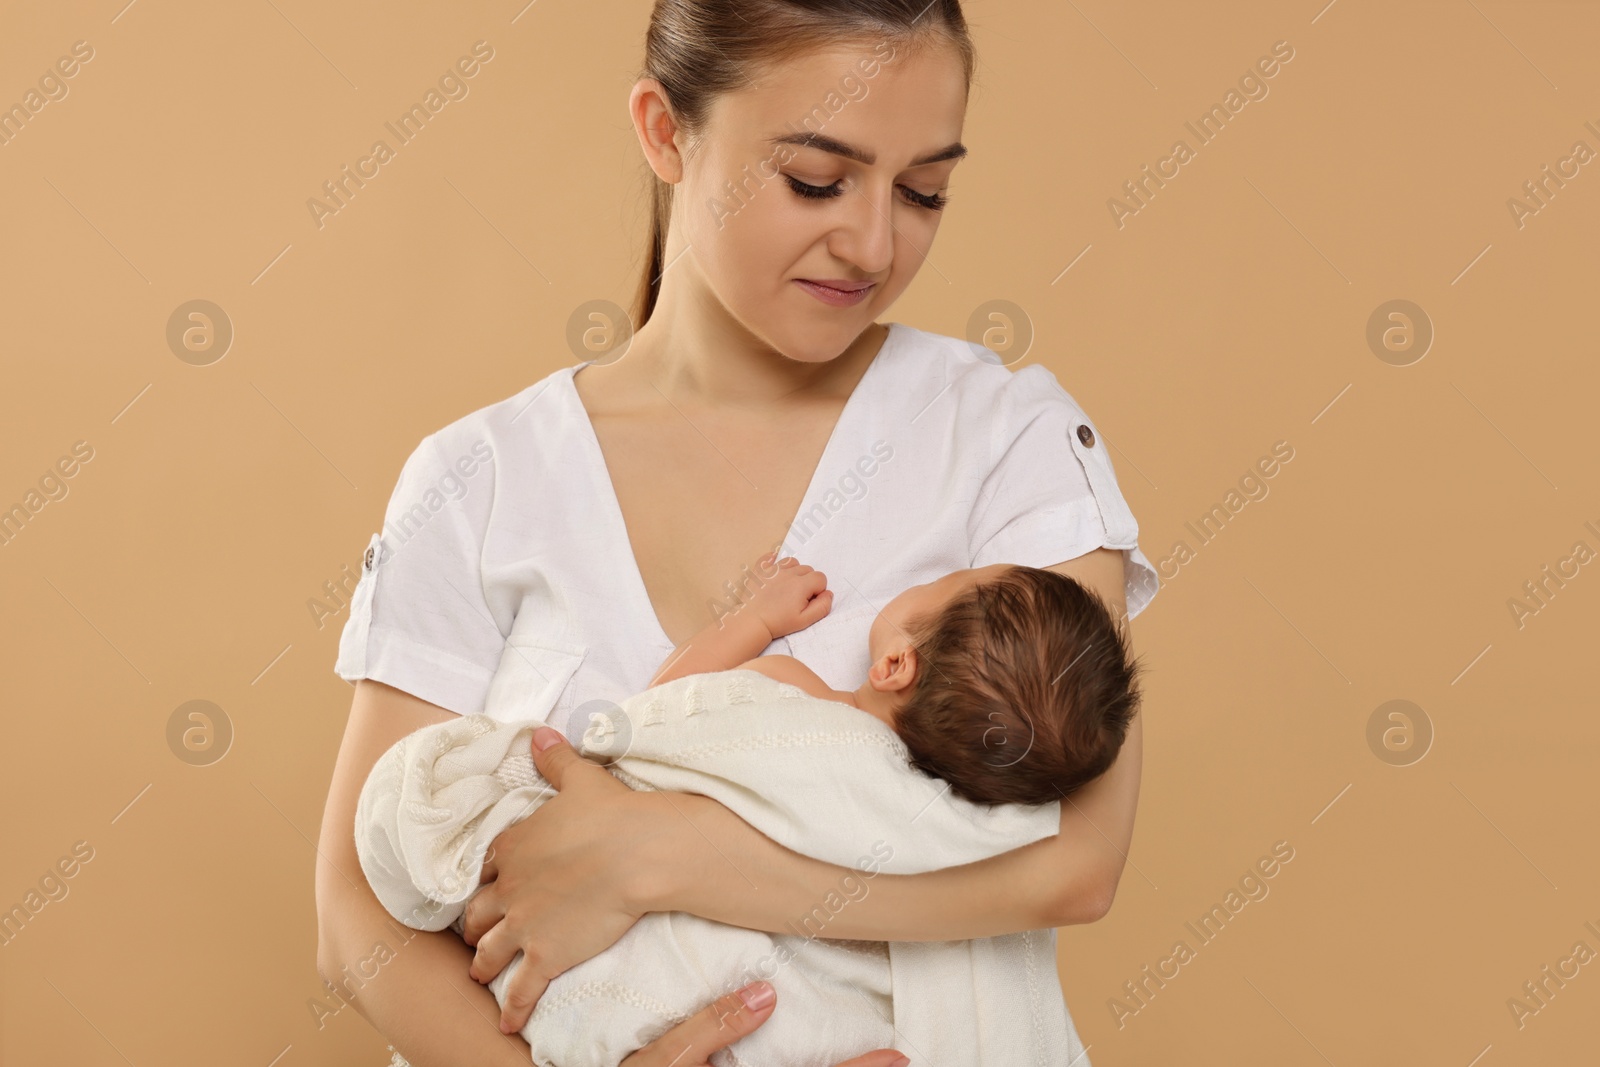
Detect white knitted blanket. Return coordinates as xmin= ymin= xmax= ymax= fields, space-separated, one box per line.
xmin=354 ymin=668 xmax=1090 ymax=1067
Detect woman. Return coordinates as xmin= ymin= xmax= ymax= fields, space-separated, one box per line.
xmin=315 ymin=1 xmax=1159 ymax=1063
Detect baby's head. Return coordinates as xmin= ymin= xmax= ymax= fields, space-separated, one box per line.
xmin=863 ymin=564 xmax=1145 ymax=807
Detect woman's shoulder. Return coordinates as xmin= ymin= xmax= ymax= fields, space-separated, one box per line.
xmin=409 ymin=364 xmax=581 ymax=467
xmin=882 ymin=322 xmax=1095 ymax=426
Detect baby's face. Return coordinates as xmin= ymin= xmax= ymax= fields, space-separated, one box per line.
xmin=868 ymin=563 xmax=1015 ymax=659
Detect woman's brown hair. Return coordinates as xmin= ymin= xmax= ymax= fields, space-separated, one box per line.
xmin=630 ymin=0 xmax=977 ymax=328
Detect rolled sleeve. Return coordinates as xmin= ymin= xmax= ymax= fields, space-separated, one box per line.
xmin=968 ymin=365 xmax=1160 ymax=619
xmin=334 ymin=432 xmax=505 ymax=715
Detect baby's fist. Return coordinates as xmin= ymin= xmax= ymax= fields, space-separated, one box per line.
xmin=748 ymin=553 xmax=833 ymax=638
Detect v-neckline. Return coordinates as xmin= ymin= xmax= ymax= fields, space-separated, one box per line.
xmin=564 ymin=322 xmax=905 ymax=652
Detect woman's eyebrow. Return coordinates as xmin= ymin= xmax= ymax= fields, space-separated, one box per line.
xmin=767 ymin=132 xmax=967 ymax=167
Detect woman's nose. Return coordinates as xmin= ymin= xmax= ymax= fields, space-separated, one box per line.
xmin=835 ymin=178 xmax=896 ymax=275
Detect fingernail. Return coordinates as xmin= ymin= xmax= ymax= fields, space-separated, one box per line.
xmin=737 ymin=981 xmax=775 ymax=1011
xmin=888 ymin=1056 xmax=909 ymax=1067
xmin=532 ymin=726 xmax=563 ymax=751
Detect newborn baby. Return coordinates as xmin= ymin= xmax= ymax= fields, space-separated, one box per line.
xmin=663 ymin=552 xmax=1146 ymax=807
xmin=355 ymin=553 xmax=1143 ymax=1066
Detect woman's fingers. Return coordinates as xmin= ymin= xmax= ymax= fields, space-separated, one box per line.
xmin=465 ymin=914 xmax=520 ymax=984
xmin=529 ymin=725 xmax=639 ymax=798
xmin=460 ymin=873 xmax=506 ymax=946
xmin=530 ymin=725 xmax=599 ymax=789
xmin=494 ymin=959 xmax=553 ymax=1035
xmin=461 ymin=740 xmax=657 ymax=1031
xmin=616 ymin=981 xmax=910 ymax=1067
xmin=620 ymin=982 xmax=777 ymax=1066
xmin=835 ymin=1052 xmax=911 ymax=1067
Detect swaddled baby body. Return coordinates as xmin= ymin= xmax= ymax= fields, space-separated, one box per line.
xmin=354 ymin=553 xmax=1143 ymax=1066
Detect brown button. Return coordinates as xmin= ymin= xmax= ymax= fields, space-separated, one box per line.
xmin=364 ymin=546 xmax=376 ymax=570
xmin=1076 ymin=424 xmax=1096 ymax=448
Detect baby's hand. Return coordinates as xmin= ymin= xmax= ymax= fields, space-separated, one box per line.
xmin=746 ymin=552 xmax=832 ymax=639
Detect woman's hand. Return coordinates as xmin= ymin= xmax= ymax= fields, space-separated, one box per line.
xmin=619 ymin=981 xmax=909 ymax=1067
xmin=462 ymin=724 xmax=681 ymax=1034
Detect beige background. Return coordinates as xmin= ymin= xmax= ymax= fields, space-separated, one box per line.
xmin=2 ymin=0 xmax=1596 ymax=1063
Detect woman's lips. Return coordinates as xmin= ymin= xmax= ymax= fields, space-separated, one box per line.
xmin=794 ymin=279 xmax=874 ymax=307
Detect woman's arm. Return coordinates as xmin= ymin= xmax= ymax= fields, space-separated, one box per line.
xmin=314 ymin=679 xmax=536 ymax=1066
xmin=463 ymin=549 xmax=1142 ymax=1032
xmin=659 ymin=550 xmax=1139 ymax=934
xmin=653 ymin=546 xmax=1139 ymax=936
xmin=652 ymin=710 xmax=1138 ymax=937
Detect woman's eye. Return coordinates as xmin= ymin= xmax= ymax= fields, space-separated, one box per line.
xmin=784 ymin=175 xmax=947 ymax=211
xmin=785 ymin=176 xmax=839 ymax=200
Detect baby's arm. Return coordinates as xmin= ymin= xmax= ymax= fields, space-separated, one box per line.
xmin=648 ymin=553 xmax=832 ymax=687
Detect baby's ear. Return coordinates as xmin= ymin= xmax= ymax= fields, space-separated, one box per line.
xmin=869 ymin=647 xmax=920 ymax=695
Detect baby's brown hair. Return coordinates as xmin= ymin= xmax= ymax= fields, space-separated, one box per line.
xmin=891 ymin=565 xmax=1145 ymax=807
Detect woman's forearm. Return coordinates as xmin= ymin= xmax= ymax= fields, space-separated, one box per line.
xmin=645 ymin=714 xmax=1143 ymax=940
xmin=316 ymin=874 xmax=534 ymax=1066
xmin=316 ymin=679 xmax=530 ymax=1064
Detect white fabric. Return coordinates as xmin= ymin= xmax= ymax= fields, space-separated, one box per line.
xmin=336 ymin=321 xmax=1160 ymax=1062
xmin=335 ymin=321 xmax=1159 ymax=728
xmin=355 ymin=668 xmax=1089 ymax=1067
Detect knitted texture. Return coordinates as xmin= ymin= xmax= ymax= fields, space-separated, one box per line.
xmin=354 ymin=668 xmax=1088 ymax=1066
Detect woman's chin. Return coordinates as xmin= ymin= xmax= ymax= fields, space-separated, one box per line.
xmin=767 ymin=316 xmax=880 ymax=364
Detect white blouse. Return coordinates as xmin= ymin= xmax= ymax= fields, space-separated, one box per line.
xmin=335 ymin=321 xmax=1160 ymax=731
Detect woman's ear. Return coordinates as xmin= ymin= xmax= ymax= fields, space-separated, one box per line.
xmin=629 ymin=77 xmax=686 ymax=184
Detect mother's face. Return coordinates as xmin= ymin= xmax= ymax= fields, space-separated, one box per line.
xmin=670 ymin=39 xmax=968 ymax=361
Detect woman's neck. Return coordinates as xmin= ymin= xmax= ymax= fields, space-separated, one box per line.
xmin=626 ymin=309 xmax=888 ymax=410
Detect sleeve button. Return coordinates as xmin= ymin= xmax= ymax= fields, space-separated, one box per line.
xmin=1076 ymin=424 xmax=1096 ymax=448
xmin=364 ymin=546 xmax=376 ymax=570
